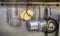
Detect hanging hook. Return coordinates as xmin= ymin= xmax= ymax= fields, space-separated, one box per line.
xmin=43 ymin=6 xmax=51 ymax=19
xmin=39 ymin=4 xmax=40 ymax=19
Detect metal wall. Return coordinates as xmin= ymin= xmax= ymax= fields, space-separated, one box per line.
xmin=0 ymin=0 xmax=60 ymax=2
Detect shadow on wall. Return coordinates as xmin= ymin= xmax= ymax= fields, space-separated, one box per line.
xmin=0 ymin=31 xmax=11 ymax=36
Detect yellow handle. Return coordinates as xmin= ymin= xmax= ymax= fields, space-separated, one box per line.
xmin=20 ymin=9 xmax=34 ymax=21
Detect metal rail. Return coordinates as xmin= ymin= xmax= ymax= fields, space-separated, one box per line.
xmin=0 ymin=2 xmax=60 ymax=6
